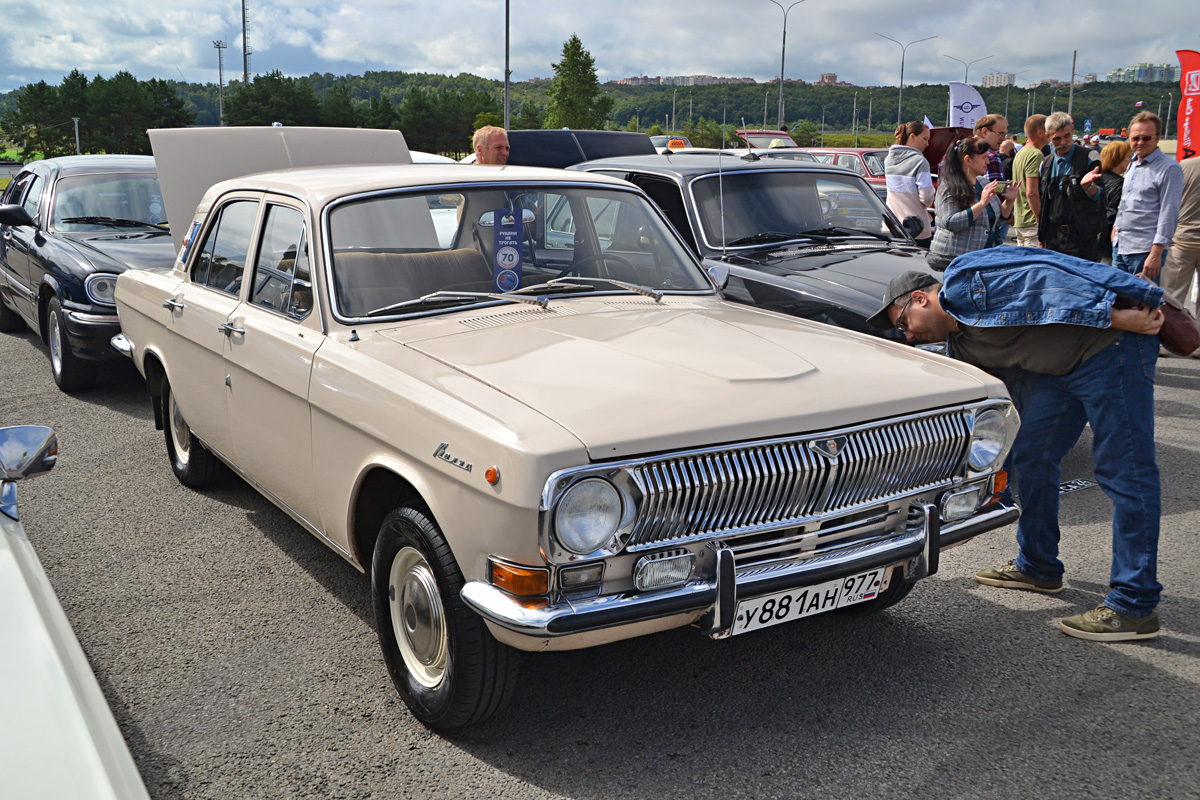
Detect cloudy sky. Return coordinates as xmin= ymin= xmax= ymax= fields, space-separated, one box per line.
xmin=0 ymin=0 xmax=1195 ymax=94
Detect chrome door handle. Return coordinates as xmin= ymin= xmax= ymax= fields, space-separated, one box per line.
xmin=162 ymin=298 xmax=185 ymax=310
xmin=217 ymin=322 xmax=245 ymax=336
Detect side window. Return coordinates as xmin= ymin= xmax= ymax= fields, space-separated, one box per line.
xmin=250 ymin=204 xmax=312 ymax=320
xmin=20 ymin=175 xmax=45 ymax=219
xmin=838 ymin=155 xmax=865 ymax=175
xmin=191 ymin=200 xmax=259 ymax=296
xmin=3 ymin=172 xmax=34 ymax=206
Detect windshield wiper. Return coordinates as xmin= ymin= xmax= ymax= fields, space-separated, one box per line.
xmin=506 ymin=276 xmax=663 ymax=302
xmin=60 ymin=216 xmax=169 ymax=232
xmin=798 ymin=225 xmax=892 ymax=242
xmin=365 ymin=290 xmax=549 ymax=318
xmin=725 ymin=231 xmax=814 ymax=247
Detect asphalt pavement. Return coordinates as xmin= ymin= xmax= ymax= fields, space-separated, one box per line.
xmin=3 ymin=324 xmax=1199 ymax=800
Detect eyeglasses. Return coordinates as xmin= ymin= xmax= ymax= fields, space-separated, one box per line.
xmin=895 ymin=295 xmax=915 ymax=334
xmin=1129 ymin=136 xmax=1157 ymax=143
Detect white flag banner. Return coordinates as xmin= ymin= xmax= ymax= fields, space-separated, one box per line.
xmin=923 ymin=115 xmax=934 ymax=129
xmin=948 ymin=82 xmax=987 ymax=129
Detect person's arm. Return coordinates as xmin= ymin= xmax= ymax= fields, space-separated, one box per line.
xmin=1142 ymin=243 xmax=1167 ymax=279
xmin=936 ymin=188 xmax=977 ymax=232
xmin=1025 ymin=175 xmax=1041 ymax=219
xmin=1147 ymin=165 xmax=1185 ymax=276
xmin=1080 ymin=166 xmax=1103 ymax=203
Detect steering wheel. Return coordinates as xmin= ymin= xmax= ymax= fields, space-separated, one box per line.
xmin=557 ymin=252 xmax=637 ymax=280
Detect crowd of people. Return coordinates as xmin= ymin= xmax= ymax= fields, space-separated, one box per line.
xmin=878 ymin=108 xmax=1198 ymax=643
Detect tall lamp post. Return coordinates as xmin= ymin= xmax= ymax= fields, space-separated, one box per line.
xmin=767 ymin=0 xmax=809 ymax=129
xmin=944 ymin=53 xmax=994 ymax=85
xmin=213 ymin=40 xmax=226 ymax=126
xmin=875 ymin=32 xmax=937 ymax=127
xmin=503 ymin=0 xmax=510 ymax=129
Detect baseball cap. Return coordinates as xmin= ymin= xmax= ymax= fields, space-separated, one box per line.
xmin=866 ymin=271 xmax=941 ymax=330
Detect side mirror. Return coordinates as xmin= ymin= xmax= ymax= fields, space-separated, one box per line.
xmin=704 ymin=259 xmax=730 ymax=290
xmin=901 ymin=215 xmax=924 ymax=239
xmin=0 ymin=204 xmax=35 ymax=228
xmin=0 ymin=426 xmax=57 ymax=520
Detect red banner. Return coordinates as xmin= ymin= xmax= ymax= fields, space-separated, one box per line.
xmin=1177 ymin=49 xmax=1200 ymax=162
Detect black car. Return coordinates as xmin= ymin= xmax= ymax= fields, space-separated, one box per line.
xmin=569 ymin=153 xmax=931 ymax=337
xmin=0 ymin=155 xmax=176 ymax=390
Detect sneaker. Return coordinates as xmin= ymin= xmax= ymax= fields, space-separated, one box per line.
xmin=974 ymin=560 xmax=1063 ymax=594
xmin=1059 ymin=604 xmax=1160 ymax=642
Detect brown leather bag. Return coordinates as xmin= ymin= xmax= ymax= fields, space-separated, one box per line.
xmin=1119 ymin=290 xmax=1200 ymax=355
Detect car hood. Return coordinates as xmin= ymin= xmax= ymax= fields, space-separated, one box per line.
xmin=728 ymin=245 xmax=931 ymax=317
xmin=370 ymin=299 xmax=997 ymax=460
xmin=60 ymin=230 xmax=178 ymax=273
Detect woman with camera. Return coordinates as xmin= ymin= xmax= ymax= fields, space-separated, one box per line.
xmin=927 ymin=137 xmax=1018 ymax=271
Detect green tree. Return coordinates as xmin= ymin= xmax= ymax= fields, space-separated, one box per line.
xmin=544 ymin=34 xmax=613 ymax=130
xmin=474 ymin=111 xmax=502 ymax=130
xmin=646 ymin=123 xmax=663 ymax=136
xmin=225 ymin=71 xmax=322 ymax=126
xmin=145 ymin=78 xmax=196 ymax=131
xmin=397 ymin=86 xmax=440 ymax=152
xmin=364 ymin=94 xmax=397 ymax=129
xmin=511 ymin=101 xmax=543 ymax=131
xmin=88 ymin=71 xmax=154 ymax=153
xmin=321 ymin=85 xmax=360 ymax=127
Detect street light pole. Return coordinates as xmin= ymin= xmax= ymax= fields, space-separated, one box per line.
xmin=767 ymin=0 xmax=808 ymax=130
xmin=944 ymin=53 xmax=994 ymax=85
xmin=503 ymin=0 xmax=510 ymax=129
xmin=213 ymin=40 xmax=226 ymax=126
xmin=876 ymin=32 xmax=938 ymax=127
xmin=1166 ymin=91 xmax=1175 ymax=139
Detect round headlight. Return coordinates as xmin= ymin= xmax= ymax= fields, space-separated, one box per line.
xmin=969 ymin=408 xmax=1008 ymax=471
xmin=554 ymin=478 xmax=622 ymax=555
xmin=84 ymin=273 xmax=119 ymax=306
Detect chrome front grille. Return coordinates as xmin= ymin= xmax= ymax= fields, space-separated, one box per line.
xmin=626 ymin=409 xmax=971 ymax=549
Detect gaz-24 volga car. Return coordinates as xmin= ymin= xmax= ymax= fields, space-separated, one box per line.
xmin=113 ymin=127 xmax=1020 ymax=729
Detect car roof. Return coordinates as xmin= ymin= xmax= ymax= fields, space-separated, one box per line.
xmin=803 ymin=147 xmax=888 ymax=154
xmin=571 ymin=152 xmax=844 ymax=180
xmin=26 ymin=154 xmax=157 ymax=175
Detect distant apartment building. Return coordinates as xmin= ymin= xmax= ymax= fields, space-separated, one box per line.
xmin=615 ymin=75 xmax=756 ymax=86
xmin=981 ymin=72 xmax=1015 ymax=88
xmin=814 ymin=72 xmax=853 ymax=87
xmin=1107 ymin=63 xmax=1182 ymax=83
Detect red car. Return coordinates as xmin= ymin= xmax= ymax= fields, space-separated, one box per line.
xmin=799 ymin=148 xmax=889 ymax=201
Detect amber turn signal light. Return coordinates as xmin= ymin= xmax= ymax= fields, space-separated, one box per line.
xmin=491 ymin=560 xmax=549 ymax=596
xmin=993 ymin=470 xmax=1008 ymax=495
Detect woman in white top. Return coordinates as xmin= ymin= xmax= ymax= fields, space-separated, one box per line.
xmin=884 ymin=120 xmax=935 ymax=248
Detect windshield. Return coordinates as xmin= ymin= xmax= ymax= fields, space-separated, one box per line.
xmin=863 ymin=151 xmax=888 ymax=177
xmin=740 ymin=132 xmax=799 ymax=149
xmin=327 ymin=184 xmax=711 ymax=319
xmin=689 ymin=170 xmax=906 ymax=251
xmin=51 ymin=173 xmax=167 ymax=230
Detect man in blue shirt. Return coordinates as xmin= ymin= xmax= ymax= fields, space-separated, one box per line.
xmin=868 ymin=250 xmax=1166 ymax=641
xmin=1113 ymin=112 xmax=1184 ymax=281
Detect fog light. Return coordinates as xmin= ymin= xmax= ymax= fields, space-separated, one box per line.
xmin=560 ymin=563 xmax=603 ymax=590
xmin=634 ymin=550 xmax=695 ymax=591
xmin=940 ymin=484 xmax=985 ymax=521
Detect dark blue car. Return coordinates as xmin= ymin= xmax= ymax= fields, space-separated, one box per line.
xmin=0 ymin=155 xmax=176 ymax=391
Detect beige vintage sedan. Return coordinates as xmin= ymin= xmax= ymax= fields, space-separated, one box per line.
xmin=113 ymin=127 xmax=1020 ymax=729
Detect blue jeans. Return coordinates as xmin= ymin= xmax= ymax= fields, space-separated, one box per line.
xmin=1008 ymin=332 xmax=1162 ymax=617
xmin=1113 ymin=248 xmax=1169 ymax=285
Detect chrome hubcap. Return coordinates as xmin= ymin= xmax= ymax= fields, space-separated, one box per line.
xmin=48 ymin=311 xmax=63 ymax=375
xmin=168 ymin=390 xmax=191 ymax=466
xmin=389 ymin=546 xmax=447 ymax=688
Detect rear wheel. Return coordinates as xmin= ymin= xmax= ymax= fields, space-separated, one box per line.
xmin=372 ymin=506 xmax=519 ymax=729
xmin=47 ymin=297 xmax=95 ymax=391
xmin=161 ymin=378 xmax=224 ymax=487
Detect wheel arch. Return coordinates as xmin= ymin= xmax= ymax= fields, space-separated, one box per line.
xmin=141 ymin=351 xmax=167 ymax=430
xmin=351 ymin=466 xmax=431 ymax=571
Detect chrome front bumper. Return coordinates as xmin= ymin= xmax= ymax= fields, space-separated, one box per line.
xmin=461 ymin=499 xmax=1019 ymax=639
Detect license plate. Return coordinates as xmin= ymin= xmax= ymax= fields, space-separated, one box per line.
xmin=732 ymin=567 xmax=889 ymax=635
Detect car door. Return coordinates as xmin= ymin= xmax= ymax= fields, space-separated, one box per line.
xmin=0 ymin=170 xmax=47 ymax=321
xmin=161 ymin=196 xmax=261 ymax=463
xmin=222 ymin=202 xmax=323 ymax=527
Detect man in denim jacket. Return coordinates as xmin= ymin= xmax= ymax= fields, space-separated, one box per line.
xmin=868 ymin=247 xmax=1166 ymax=641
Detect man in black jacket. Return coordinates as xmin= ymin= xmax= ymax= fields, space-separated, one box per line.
xmin=1038 ymin=112 xmax=1105 ymax=260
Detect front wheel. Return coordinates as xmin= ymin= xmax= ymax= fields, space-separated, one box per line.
xmin=161 ymin=377 xmax=225 ymax=487
xmin=372 ymin=506 xmax=519 ymax=729
xmin=47 ymin=297 xmax=95 ymax=391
